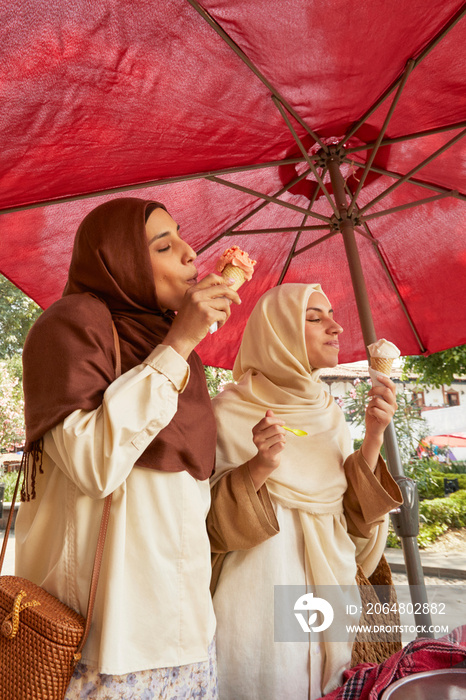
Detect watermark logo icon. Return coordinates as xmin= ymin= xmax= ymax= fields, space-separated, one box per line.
xmin=294 ymin=592 xmax=334 ymax=633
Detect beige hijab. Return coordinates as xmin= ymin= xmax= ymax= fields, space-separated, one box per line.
xmin=212 ymin=283 xmax=387 ymax=577
xmin=212 ymin=283 xmax=352 ymax=515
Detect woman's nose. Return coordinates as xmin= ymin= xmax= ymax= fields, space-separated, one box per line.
xmin=329 ymin=320 xmax=343 ymax=335
xmin=183 ymin=241 xmax=197 ymax=262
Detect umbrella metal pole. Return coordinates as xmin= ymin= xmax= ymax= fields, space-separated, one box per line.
xmin=326 ymin=155 xmax=434 ymax=635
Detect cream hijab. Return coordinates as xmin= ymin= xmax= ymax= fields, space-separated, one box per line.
xmin=212 ymin=283 xmax=352 ymax=512
xmin=212 ymin=282 xmax=387 ymax=578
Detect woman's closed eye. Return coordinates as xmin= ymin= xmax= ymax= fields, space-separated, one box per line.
xmin=156 ymin=232 xmax=185 ymax=253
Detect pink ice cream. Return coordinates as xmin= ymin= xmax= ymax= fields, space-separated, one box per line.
xmin=216 ymin=246 xmax=257 ymax=281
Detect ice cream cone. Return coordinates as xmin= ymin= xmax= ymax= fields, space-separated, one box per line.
xmin=370 ymin=357 xmax=394 ymax=376
xmin=210 ymin=246 xmax=256 ymax=333
xmin=222 ymin=263 xmax=247 ymax=291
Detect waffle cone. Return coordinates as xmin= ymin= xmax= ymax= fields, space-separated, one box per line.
xmin=370 ymin=357 xmax=394 ymax=376
xmin=222 ymin=264 xmax=247 ymax=291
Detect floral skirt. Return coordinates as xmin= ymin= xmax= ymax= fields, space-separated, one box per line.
xmin=64 ymin=638 xmax=218 ymax=699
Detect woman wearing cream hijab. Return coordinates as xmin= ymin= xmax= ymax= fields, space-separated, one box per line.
xmin=208 ymin=283 xmax=402 ymax=700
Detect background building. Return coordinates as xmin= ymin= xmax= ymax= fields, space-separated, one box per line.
xmin=320 ymin=363 xmax=466 ymax=459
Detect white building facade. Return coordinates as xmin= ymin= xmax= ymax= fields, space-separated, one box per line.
xmin=320 ymin=364 xmax=466 ymax=458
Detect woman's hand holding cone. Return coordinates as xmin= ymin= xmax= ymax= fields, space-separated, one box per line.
xmin=164 ymin=274 xmax=240 ymax=358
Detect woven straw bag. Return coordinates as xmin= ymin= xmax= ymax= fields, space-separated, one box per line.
xmin=0 ymin=322 xmax=120 ymax=699
xmin=351 ymin=554 xmax=403 ymax=666
xmin=0 ymin=574 xmax=86 ymax=698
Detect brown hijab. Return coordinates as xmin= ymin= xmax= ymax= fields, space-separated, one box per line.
xmin=22 ymin=197 xmax=216 ymax=491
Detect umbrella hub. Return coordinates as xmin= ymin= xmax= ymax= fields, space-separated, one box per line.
xmin=312 ymin=144 xmax=346 ymax=169
xmin=329 ymin=212 xmax=361 ymax=232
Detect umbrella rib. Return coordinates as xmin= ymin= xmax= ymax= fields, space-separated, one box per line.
xmin=272 ymin=96 xmax=340 ymax=217
xmin=196 ymin=166 xmax=313 ymax=254
xmin=0 ymin=158 xmax=308 ymax=216
xmin=358 ymin=127 xmax=466 ymax=214
xmin=344 ymin=183 xmax=427 ymax=353
xmin=293 ymin=231 xmax=339 ymax=256
xmin=340 ymin=73 xmax=408 ymax=146
xmin=345 ymin=121 xmax=466 ymax=153
xmin=342 ymin=157 xmax=466 ymax=200
xmin=277 ymin=230 xmax=303 ymax=284
xmin=185 ymin=0 xmax=329 ymax=152
xmin=206 ymin=175 xmax=333 ymax=223
xmin=340 ymin=4 xmax=466 ymax=145
xmin=365 ymin=238 xmax=427 ymax=353
xmin=411 ymin=2 xmax=466 ymax=67
xmin=369 ymin=246 xmax=427 ymax=353
xmin=360 ymin=191 xmax=458 ymax=221
xmin=227 ymin=225 xmax=329 ymax=235
xmin=347 ymin=59 xmax=415 ymax=215
xmin=277 ymin=177 xmax=328 ymax=283
xmin=352 ymin=227 xmax=378 ymax=243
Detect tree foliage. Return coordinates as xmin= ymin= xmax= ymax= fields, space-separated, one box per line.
xmin=0 ymin=355 xmax=25 ymax=452
xmin=402 ymin=345 xmax=466 ymax=388
xmin=0 ymin=275 xmax=42 ymax=359
xmin=0 ymin=277 xmax=41 ymax=452
xmin=204 ymin=366 xmax=233 ymax=397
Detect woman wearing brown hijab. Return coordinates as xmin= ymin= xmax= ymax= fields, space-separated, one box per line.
xmin=17 ymin=197 xmax=239 ymax=699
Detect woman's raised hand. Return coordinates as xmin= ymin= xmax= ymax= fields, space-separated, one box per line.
xmin=163 ymin=274 xmax=241 ymax=359
xmin=247 ymin=410 xmax=287 ymax=490
xmin=361 ymin=374 xmax=397 ymax=470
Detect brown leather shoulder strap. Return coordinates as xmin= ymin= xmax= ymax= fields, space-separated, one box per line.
xmin=75 ymin=320 xmax=121 ymax=659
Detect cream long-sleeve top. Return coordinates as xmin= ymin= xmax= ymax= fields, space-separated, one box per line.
xmin=15 ymin=344 xmax=216 ymax=675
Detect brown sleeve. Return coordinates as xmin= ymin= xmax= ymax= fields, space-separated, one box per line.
xmin=207 ymin=461 xmax=280 ymax=554
xmin=208 ymin=462 xmax=280 ymax=595
xmin=343 ymin=449 xmax=403 ymax=538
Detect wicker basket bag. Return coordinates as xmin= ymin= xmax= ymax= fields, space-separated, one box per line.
xmin=0 ymin=575 xmax=86 ymax=698
xmin=351 ymin=555 xmax=403 ymax=667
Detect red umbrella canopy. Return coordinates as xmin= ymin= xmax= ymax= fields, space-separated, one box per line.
xmin=1 ymin=0 xmax=465 ymax=369
xmin=422 ymin=434 xmax=466 ymax=447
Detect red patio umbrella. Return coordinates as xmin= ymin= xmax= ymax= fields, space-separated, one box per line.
xmin=422 ymin=434 xmax=466 ymax=448
xmin=0 ymin=1 xmax=464 ymax=373
xmin=1 ymin=0 xmax=465 ymax=630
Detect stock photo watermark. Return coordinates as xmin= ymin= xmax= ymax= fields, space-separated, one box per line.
xmin=274 ymin=585 xmax=464 ymax=643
